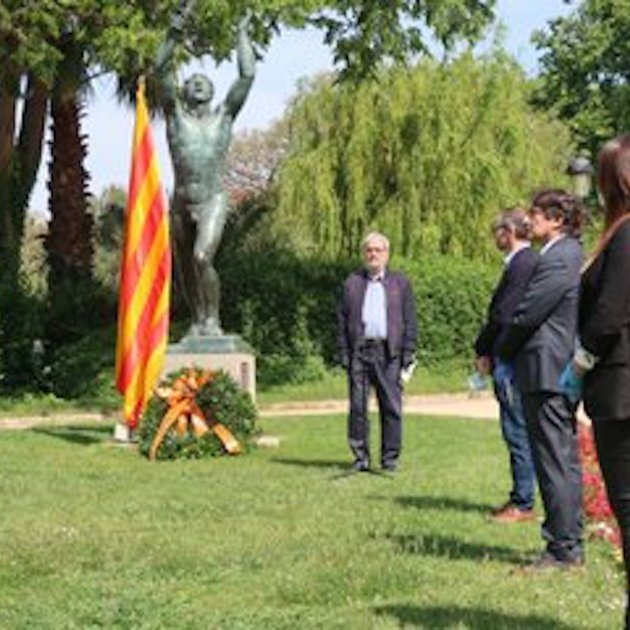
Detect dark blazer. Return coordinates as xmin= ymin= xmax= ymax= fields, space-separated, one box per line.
xmin=337 ymin=268 xmax=418 ymax=366
xmin=474 ymin=246 xmax=539 ymax=358
xmin=580 ymin=221 xmax=630 ymax=421
xmin=498 ymin=236 xmax=583 ymax=394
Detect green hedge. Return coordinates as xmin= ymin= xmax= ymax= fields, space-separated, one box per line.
xmin=1 ymin=248 xmax=499 ymax=396
xmin=218 ymin=248 xmax=498 ymax=379
xmin=400 ymin=256 xmax=498 ymax=364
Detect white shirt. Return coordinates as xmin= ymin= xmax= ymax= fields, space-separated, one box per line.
xmin=504 ymin=242 xmax=531 ymax=266
xmin=362 ymin=273 xmax=387 ymax=339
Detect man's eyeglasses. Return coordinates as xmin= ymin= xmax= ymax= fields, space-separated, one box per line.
xmin=364 ymin=246 xmax=386 ymax=253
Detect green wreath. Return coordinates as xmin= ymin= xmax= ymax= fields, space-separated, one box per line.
xmin=137 ymin=368 xmax=258 ymax=460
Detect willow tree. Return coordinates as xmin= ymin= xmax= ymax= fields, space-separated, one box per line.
xmin=274 ymin=52 xmax=573 ymax=260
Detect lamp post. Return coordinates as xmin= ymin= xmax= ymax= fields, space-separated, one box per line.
xmin=566 ymin=154 xmax=594 ymax=201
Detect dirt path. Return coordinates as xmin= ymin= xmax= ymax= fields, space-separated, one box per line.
xmin=0 ymin=392 xmax=499 ymax=430
xmin=0 ymin=391 xmax=590 ymax=430
xmin=259 ymin=391 xmax=500 ymax=419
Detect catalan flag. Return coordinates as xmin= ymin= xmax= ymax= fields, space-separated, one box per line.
xmin=115 ymin=77 xmax=171 ymax=428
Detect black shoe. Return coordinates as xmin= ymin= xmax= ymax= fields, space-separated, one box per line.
xmin=517 ymin=550 xmax=584 ymax=573
xmin=351 ymin=460 xmax=370 ymax=472
xmin=381 ymin=463 xmax=398 ymax=472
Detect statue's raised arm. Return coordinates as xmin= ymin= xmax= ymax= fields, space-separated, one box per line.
xmin=155 ymin=2 xmax=193 ymax=111
xmin=222 ymin=17 xmax=256 ymax=121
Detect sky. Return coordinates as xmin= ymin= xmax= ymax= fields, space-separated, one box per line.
xmin=28 ymin=0 xmax=574 ymax=215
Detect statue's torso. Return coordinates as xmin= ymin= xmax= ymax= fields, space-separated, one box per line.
xmin=167 ymin=107 xmax=231 ymax=206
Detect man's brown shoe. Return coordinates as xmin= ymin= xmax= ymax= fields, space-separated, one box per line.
xmin=490 ymin=501 xmax=513 ymax=516
xmin=490 ymin=505 xmax=536 ymax=523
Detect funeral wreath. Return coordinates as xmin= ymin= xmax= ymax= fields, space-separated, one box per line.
xmin=137 ymin=367 xmax=257 ymax=460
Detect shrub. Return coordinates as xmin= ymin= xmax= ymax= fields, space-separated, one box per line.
xmin=400 ymin=255 xmax=498 ymax=364
xmin=0 ymin=278 xmax=44 ymax=391
xmin=218 ymin=246 xmax=353 ymax=375
xmin=219 ymin=246 xmax=498 ymax=373
xmin=46 ymin=328 xmax=116 ymax=399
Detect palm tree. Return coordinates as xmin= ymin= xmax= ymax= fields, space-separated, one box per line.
xmin=45 ymin=32 xmax=95 ymax=344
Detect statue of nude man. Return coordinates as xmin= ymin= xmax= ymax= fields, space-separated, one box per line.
xmin=156 ymin=7 xmax=255 ymax=337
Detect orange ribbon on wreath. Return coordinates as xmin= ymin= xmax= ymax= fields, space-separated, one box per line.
xmin=149 ymin=369 xmax=241 ymax=460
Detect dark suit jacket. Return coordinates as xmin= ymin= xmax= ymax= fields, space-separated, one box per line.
xmin=474 ymin=246 xmax=539 ymax=358
xmin=580 ymin=221 xmax=630 ymax=421
xmin=337 ymin=268 xmax=418 ymax=366
xmin=498 ymin=236 xmax=583 ymax=394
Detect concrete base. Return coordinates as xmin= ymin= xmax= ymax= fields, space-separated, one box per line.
xmin=164 ymin=334 xmax=256 ymax=401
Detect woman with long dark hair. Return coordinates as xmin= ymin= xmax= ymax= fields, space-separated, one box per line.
xmin=566 ymin=134 xmax=630 ymax=628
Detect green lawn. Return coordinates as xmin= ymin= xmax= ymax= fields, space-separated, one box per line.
xmin=0 ymin=414 xmax=623 ymax=629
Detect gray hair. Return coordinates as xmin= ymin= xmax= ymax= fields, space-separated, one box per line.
xmin=492 ymin=208 xmax=532 ymax=240
xmin=361 ymin=231 xmax=390 ymax=251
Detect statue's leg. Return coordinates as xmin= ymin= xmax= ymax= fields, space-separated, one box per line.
xmin=193 ymin=193 xmax=229 ymax=335
xmin=172 ymin=205 xmax=206 ymax=334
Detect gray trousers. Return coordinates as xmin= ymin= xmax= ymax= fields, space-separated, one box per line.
xmin=522 ymin=392 xmax=583 ymax=561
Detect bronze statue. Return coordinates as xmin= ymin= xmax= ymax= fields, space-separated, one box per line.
xmin=156 ymin=8 xmax=255 ymax=337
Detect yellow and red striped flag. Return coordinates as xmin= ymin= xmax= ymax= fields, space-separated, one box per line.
xmin=115 ymin=77 xmax=171 ymax=428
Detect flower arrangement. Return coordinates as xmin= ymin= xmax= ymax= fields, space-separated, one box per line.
xmin=137 ymin=367 xmax=258 ymax=461
xmin=579 ymin=423 xmax=621 ymax=549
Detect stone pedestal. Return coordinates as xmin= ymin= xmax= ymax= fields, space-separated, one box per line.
xmin=164 ymin=334 xmax=256 ymax=401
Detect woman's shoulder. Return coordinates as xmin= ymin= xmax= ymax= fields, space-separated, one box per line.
xmin=608 ymin=219 xmax=630 ymax=248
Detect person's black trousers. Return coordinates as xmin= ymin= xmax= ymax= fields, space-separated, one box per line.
xmin=592 ymin=419 xmax=630 ymax=628
xmin=347 ymin=340 xmax=402 ymax=468
xmin=522 ymin=392 xmax=583 ymax=562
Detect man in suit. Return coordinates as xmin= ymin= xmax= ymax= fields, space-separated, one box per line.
xmin=474 ymin=208 xmax=539 ymax=523
xmin=499 ymin=189 xmax=584 ymax=569
xmin=337 ymin=232 xmax=418 ymax=472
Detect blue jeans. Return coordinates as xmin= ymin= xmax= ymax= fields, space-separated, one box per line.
xmin=493 ymin=359 xmax=536 ymax=510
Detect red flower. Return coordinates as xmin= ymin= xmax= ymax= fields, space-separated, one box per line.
xmin=578 ymin=424 xmax=620 ymax=547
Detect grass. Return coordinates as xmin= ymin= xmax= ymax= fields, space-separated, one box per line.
xmin=0 ymin=393 xmax=88 ymax=416
xmin=0 ymin=413 xmax=623 ymax=629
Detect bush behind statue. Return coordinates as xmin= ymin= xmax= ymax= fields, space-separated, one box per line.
xmin=219 ymin=247 xmax=497 ymax=375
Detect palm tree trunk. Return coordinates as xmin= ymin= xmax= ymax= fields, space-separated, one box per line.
xmin=46 ymin=86 xmax=94 ymax=345
xmin=47 ymin=91 xmax=93 ymax=281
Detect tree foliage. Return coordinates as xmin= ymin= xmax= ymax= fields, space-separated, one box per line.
xmin=533 ymin=0 xmax=630 ymax=154
xmin=273 ymin=53 xmax=573 ymax=260
xmin=306 ymin=0 xmax=496 ymax=79
xmin=91 ymin=185 xmax=126 ymax=291
xmin=224 ymin=119 xmax=289 ymax=204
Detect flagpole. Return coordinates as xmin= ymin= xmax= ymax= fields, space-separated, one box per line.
xmin=114 ymin=74 xmax=172 ymax=443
